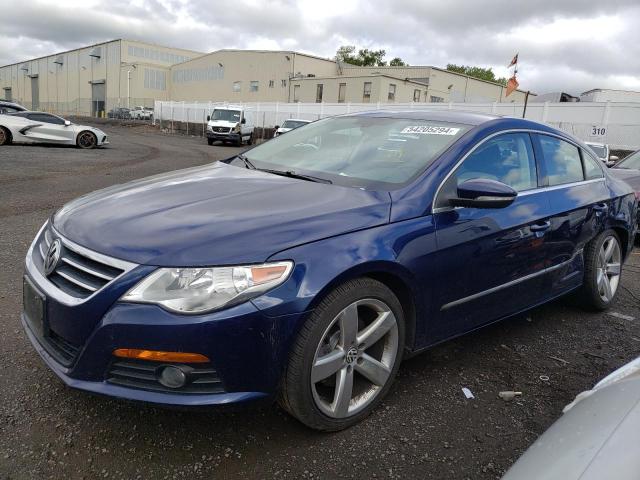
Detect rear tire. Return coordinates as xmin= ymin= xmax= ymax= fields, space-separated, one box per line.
xmin=279 ymin=278 xmax=405 ymax=431
xmin=0 ymin=126 xmax=11 ymax=145
xmin=76 ymin=131 xmax=97 ymax=149
xmin=577 ymin=229 xmax=622 ymax=311
xmin=247 ymin=133 xmax=253 ymax=145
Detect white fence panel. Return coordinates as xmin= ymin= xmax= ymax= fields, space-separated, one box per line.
xmin=153 ymin=100 xmax=640 ymax=150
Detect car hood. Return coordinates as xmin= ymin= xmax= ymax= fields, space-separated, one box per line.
xmin=53 ymin=162 xmax=391 ymax=266
xmin=609 ymin=167 xmax=640 ymax=190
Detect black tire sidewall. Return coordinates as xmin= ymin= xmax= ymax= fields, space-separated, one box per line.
xmin=281 ymin=278 xmax=405 ymax=431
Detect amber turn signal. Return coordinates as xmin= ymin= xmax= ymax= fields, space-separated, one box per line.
xmin=113 ymin=348 xmax=210 ymax=363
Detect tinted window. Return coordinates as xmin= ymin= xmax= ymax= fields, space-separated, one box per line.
xmin=539 ymin=136 xmax=584 ymax=186
xmin=583 ymin=150 xmax=604 ymax=179
xmin=241 ymin=117 xmax=468 ymax=189
xmin=0 ymin=106 xmax=21 ymax=114
xmin=27 ymin=113 xmax=65 ymax=125
xmin=448 ymin=133 xmax=538 ymax=193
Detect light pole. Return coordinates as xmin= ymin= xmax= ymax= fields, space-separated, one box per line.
xmin=121 ymin=62 xmax=137 ymax=109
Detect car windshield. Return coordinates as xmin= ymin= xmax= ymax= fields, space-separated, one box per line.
xmin=588 ymin=145 xmax=606 ymax=158
xmin=212 ymin=109 xmax=241 ymax=122
xmin=239 ymin=116 xmax=469 ymax=189
xmin=282 ymin=120 xmax=308 ymax=129
xmin=616 ymin=150 xmax=640 ymax=169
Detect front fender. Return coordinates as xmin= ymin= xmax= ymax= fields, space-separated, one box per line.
xmin=251 ymin=216 xmax=438 ymax=347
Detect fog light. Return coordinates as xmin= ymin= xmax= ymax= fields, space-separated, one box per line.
xmin=157 ymin=365 xmax=190 ymax=389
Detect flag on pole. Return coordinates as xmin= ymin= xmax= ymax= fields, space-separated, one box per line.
xmin=507 ymin=53 xmax=519 ymax=68
xmin=505 ymin=75 xmax=519 ymax=97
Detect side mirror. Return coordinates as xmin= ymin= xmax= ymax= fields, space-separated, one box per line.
xmin=64 ymin=120 xmax=71 ymax=126
xmin=241 ymin=117 xmax=246 ymax=124
xmin=206 ymin=115 xmax=211 ymax=122
xmin=609 ymin=155 xmax=619 ymax=162
xmin=274 ymin=125 xmax=280 ymax=130
xmin=450 ymin=178 xmax=517 ymax=209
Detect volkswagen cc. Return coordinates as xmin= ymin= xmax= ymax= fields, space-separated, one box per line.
xmin=22 ymin=111 xmax=637 ymax=431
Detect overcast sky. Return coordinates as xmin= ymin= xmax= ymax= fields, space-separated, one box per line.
xmin=1 ymin=0 xmax=639 ymax=95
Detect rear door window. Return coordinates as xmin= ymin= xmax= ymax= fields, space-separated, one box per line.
xmin=538 ymin=135 xmax=584 ymax=186
xmin=582 ymin=150 xmax=604 ymax=180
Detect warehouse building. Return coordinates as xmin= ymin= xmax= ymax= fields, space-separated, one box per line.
xmin=0 ymin=39 xmax=202 ymax=116
xmin=0 ymin=41 xmax=529 ymax=116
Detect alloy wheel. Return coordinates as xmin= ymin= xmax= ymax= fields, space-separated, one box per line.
xmin=311 ymin=298 xmax=399 ymax=419
xmin=596 ymin=235 xmax=621 ymax=302
xmin=78 ymin=132 xmax=96 ymax=149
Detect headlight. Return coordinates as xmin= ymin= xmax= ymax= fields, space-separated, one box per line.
xmin=121 ymin=261 xmax=293 ymax=314
xmin=233 ymin=123 xmax=241 ymax=133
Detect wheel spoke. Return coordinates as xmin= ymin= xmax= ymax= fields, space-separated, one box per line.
xmin=355 ymin=353 xmax=391 ymax=386
xmin=339 ymin=303 xmax=359 ymax=347
xmin=606 ymin=263 xmax=621 ymax=276
xmin=602 ymin=275 xmax=613 ymax=300
xmin=311 ymin=349 xmax=344 ymax=384
xmin=357 ymin=310 xmax=395 ymax=349
xmin=331 ymin=366 xmax=354 ymax=417
xmin=603 ymin=238 xmax=615 ymax=263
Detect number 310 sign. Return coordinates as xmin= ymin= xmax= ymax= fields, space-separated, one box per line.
xmin=590 ymin=126 xmax=606 ymax=137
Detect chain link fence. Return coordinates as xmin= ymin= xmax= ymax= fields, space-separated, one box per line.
xmin=153 ymin=100 xmax=640 ymax=150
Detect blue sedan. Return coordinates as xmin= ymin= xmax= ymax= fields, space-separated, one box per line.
xmin=22 ymin=111 xmax=637 ymax=431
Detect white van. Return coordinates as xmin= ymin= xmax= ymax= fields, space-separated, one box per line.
xmin=206 ymin=106 xmax=255 ymax=146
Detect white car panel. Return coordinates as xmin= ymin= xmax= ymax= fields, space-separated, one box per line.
xmin=0 ymin=112 xmax=108 ymax=148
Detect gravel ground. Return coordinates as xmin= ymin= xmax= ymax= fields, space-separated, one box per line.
xmin=1 ymin=123 xmax=639 ymax=480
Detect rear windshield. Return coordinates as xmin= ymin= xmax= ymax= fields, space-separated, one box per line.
xmin=616 ymin=150 xmax=640 ymax=170
xmin=282 ymin=120 xmax=309 ymax=129
xmin=588 ymin=145 xmax=606 ymax=158
xmin=239 ymin=116 xmax=469 ymax=189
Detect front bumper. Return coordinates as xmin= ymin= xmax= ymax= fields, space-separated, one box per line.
xmin=207 ymin=131 xmax=240 ymax=142
xmin=22 ymin=225 xmax=306 ymax=407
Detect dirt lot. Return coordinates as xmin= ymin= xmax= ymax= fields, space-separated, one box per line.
xmin=1 ymin=123 xmax=639 ymax=480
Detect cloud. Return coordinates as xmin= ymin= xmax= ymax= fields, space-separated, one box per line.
xmin=1 ymin=0 xmax=638 ymax=95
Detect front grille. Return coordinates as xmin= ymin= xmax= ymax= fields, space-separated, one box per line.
xmin=212 ymin=126 xmax=231 ymax=133
xmin=107 ymin=359 xmax=225 ymax=394
xmin=45 ymin=330 xmax=81 ymax=366
xmin=36 ymin=227 xmax=125 ymax=299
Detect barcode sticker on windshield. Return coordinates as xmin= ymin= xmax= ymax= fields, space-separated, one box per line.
xmin=401 ymin=126 xmax=461 ymax=135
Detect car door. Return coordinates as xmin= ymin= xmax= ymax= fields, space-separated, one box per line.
xmin=430 ymin=132 xmax=552 ymax=341
xmin=24 ymin=113 xmax=75 ymax=143
xmin=533 ymin=134 xmax=610 ymax=297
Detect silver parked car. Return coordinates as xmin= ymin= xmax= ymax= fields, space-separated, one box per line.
xmin=0 ymin=112 xmax=108 ymax=149
xmin=585 ymin=142 xmax=617 ymax=167
xmin=503 ymin=356 xmax=640 ymax=480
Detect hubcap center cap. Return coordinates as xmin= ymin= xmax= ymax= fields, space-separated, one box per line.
xmin=345 ymin=347 xmax=358 ymax=364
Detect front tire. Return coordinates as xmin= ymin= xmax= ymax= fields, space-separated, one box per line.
xmin=207 ymin=138 xmax=214 ymax=146
xmin=77 ymin=131 xmax=97 ymax=149
xmin=279 ymin=278 xmax=405 ymax=431
xmin=578 ymin=229 xmax=622 ymax=311
xmin=0 ymin=126 xmax=11 ymax=145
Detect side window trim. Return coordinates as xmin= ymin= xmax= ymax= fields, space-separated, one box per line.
xmin=433 ymin=129 xmax=605 ymax=213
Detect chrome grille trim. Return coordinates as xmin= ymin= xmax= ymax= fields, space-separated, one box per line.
xmin=25 ymin=221 xmax=138 ymax=306
xmin=60 ymin=256 xmax=114 ymax=281
xmin=55 ymin=269 xmax=99 ymax=292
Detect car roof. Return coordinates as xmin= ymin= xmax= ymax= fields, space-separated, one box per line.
xmin=0 ymin=101 xmax=27 ymax=111
xmin=344 ymin=109 xmax=500 ymax=126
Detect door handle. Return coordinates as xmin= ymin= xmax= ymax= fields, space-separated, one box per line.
xmin=530 ymin=221 xmax=551 ymax=232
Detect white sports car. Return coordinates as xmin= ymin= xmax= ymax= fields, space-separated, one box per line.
xmin=0 ymin=112 xmax=108 ymax=149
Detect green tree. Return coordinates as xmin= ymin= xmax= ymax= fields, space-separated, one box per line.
xmin=335 ymin=45 xmax=406 ymax=67
xmin=389 ymin=57 xmax=407 ymax=66
xmin=446 ymin=64 xmax=507 ymax=86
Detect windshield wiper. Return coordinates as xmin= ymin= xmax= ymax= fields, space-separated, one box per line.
xmin=234 ymin=155 xmax=332 ymax=184
xmin=259 ymin=169 xmax=333 ymax=184
xmin=236 ymin=154 xmax=256 ymax=170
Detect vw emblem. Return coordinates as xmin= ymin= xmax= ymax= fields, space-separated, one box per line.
xmin=44 ymin=239 xmax=62 ymax=276
xmin=345 ymin=347 xmax=358 ymax=364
